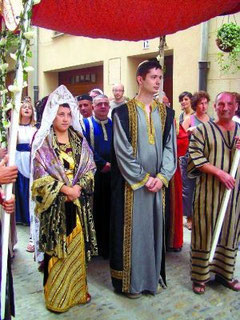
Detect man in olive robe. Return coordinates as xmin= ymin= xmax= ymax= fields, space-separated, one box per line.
xmin=188 ymin=92 xmax=240 ymax=294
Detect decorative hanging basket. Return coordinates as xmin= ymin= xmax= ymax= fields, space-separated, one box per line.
xmin=216 ymin=22 xmax=240 ymax=53
xmin=216 ymin=38 xmax=234 ymax=52
xmin=216 ymin=22 xmax=240 ymax=73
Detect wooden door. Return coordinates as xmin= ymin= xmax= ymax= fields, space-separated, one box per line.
xmin=59 ymin=65 xmax=103 ymax=96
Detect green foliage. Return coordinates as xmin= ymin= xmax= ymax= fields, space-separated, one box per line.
xmin=0 ymin=0 xmax=36 ymax=146
xmin=216 ymin=23 xmax=240 ymax=73
xmin=217 ymin=23 xmax=240 ymax=50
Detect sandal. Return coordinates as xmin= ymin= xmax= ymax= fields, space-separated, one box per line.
xmin=185 ymin=217 xmax=192 ymax=230
xmin=26 ymin=242 xmax=35 ymax=253
xmin=86 ymin=293 xmax=91 ymax=303
xmin=156 ymin=283 xmax=164 ymax=294
xmin=192 ymin=282 xmax=206 ymax=294
xmin=125 ymin=292 xmax=142 ymax=299
xmin=38 ymin=261 xmax=45 ymax=272
xmin=215 ymin=275 xmax=240 ymax=291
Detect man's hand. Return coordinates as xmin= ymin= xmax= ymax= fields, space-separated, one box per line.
xmin=145 ymin=176 xmax=155 ymax=189
xmin=146 ymin=177 xmax=163 ymax=193
xmin=216 ymin=169 xmax=235 ymax=190
xmin=101 ymin=162 xmax=111 ymax=173
xmin=0 ymin=156 xmax=18 ymax=184
xmin=2 ymin=195 xmax=15 ymax=214
xmin=235 ymin=136 xmax=240 ymax=150
xmin=0 ymin=147 xmax=7 ymax=159
xmin=187 ymin=126 xmax=196 ymax=133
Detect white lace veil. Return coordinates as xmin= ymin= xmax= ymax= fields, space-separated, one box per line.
xmin=30 ymin=84 xmax=82 ymax=263
xmin=31 ymin=84 xmax=82 ymax=160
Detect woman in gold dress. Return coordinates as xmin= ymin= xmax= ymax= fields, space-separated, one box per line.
xmin=31 ymin=85 xmax=97 ymax=313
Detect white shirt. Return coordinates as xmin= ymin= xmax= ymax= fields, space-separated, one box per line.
xmin=233 ymin=115 xmax=240 ymax=124
xmin=15 ymin=124 xmax=37 ymax=178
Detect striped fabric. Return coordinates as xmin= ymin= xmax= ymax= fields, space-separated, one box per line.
xmin=188 ymin=122 xmax=240 ymax=282
xmin=44 ymin=216 xmax=88 ymax=312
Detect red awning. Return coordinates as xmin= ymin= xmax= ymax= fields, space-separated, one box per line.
xmin=32 ymin=0 xmax=240 ymax=41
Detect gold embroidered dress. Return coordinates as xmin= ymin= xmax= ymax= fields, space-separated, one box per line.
xmin=32 ymin=128 xmax=97 ymax=312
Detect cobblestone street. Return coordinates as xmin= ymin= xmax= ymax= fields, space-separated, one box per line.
xmin=12 ymin=225 xmax=240 ymax=320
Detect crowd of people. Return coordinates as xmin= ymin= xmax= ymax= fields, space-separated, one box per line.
xmin=0 ymin=59 xmax=240 ymax=316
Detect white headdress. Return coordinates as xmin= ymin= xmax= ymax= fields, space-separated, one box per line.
xmin=31 ymin=85 xmax=82 ymax=161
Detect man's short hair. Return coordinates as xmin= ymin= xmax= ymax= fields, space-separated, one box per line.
xmin=215 ymin=91 xmax=236 ymax=103
xmin=93 ymin=94 xmax=109 ymax=104
xmin=178 ymin=91 xmax=192 ymax=102
xmin=112 ymin=84 xmax=124 ymax=91
xmin=90 ymin=88 xmax=103 ymax=95
xmin=191 ymin=91 xmax=210 ymax=111
xmin=136 ymin=59 xmax=162 ymax=79
xmin=77 ymin=94 xmax=92 ymax=102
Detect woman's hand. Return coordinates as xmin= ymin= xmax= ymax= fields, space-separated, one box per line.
xmin=67 ymin=185 xmax=81 ymax=201
xmin=60 ymin=185 xmax=81 ymax=201
xmin=61 ymin=185 xmax=81 ymax=202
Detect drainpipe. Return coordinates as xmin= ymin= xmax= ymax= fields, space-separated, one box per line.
xmin=33 ymin=27 xmax=39 ymax=104
xmin=198 ymin=22 xmax=209 ymax=91
xmin=158 ymin=36 xmax=165 ymax=102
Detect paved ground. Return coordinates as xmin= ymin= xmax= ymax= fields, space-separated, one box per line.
xmin=12 ymin=225 xmax=240 ymax=320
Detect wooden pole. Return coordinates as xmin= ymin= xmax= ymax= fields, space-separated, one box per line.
xmin=1 ymin=1 xmax=33 ymax=317
xmin=209 ymin=149 xmax=240 ymax=263
xmin=1 ymin=60 xmax=23 ymax=320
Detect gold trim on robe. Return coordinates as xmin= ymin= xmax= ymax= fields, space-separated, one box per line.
xmin=119 ymin=98 xmax=167 ymax=292
xmin=157 ymin=173 xmax=169 ymax=188
xmin=131 ymin=173 xmax=150 ymax=190
xmin=110 ymin=268 xmax=123 ymax=280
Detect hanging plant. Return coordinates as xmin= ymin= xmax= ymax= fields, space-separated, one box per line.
xmin=216 ymin=22 xmax=240 ymax=73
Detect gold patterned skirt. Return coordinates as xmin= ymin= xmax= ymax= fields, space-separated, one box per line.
xmin=44 ymin=215 xmax=88 ymax=313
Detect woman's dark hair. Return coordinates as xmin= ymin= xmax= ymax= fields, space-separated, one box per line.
xmin=191 ymin=91 xmax=210 ymax=111
xmin=233 ymin=92 xmax=240 ymax=117
xmin=136 ymin=59 xmax=162 ymax=80
xmin=236 ymin=107 xmax=240 ymax=117
xmin=35 ymin=96 xmax=48 ymax=128
xmin=59 ymin=103 xmax=70 ymax=108
xmin=178 ymin=91 xmax=192 ymax=102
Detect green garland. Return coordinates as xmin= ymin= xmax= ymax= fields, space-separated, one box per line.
xmin=0 ymin=0 xmax=41 ymax=146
